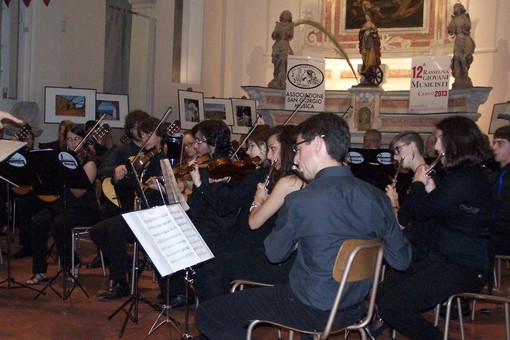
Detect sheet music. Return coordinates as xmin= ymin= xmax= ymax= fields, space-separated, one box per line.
xmin=122 ymin=204 xmax=213 ymax=277
xmin=160 ymin=159 xmax=190 ymax=211
xmin=0 ymin=140 xmax=26 ymax=163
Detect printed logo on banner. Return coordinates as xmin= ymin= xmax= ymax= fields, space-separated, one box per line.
xmin=287 ymin=64 xmax=324 ymax=89
xmin=285 ymin=56 xmax=326 ymax=112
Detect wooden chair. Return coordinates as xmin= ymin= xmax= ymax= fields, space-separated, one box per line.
xmin=235 ymin=237 xmax=384 ymax=340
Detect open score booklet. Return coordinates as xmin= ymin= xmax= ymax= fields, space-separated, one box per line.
xmin=122 ymin=204 xmax=214 ymax=277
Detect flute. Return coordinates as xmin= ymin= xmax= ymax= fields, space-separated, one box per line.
xmin=425 ymin=153 xmax=445 ymax=176
xmin=391 ymin=157 xmax=404 ymax=189
xmin=264 ymin=159 xmax=278 ymax=190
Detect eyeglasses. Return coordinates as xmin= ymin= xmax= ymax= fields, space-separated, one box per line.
xmin=194 ymin=138 xmax=207 ymax=145
xmin=393 ymin=143 xmax=408 ymax=155
xmin=292 ymin=135 xmax=326 ymax=154
xmin=184 ymin=142 xmax=195 ymax=149
xmin=66 ymin=137 xmax=82 ymax=142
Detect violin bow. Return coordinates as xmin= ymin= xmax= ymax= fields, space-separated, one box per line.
xmin=131 ymin=107 xmax=172 ymax=164
xmin=74 ymin=113 xmax=107 ymax=153
xmin=282 ymin=93 xmax=310 ymax=126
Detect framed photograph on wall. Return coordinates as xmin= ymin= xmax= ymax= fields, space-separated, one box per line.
xmin=96 ymin=93 xmax=129 ymax=128
xmin=44 ymin=86 xmax=96 ymax=124
xmin=231 ymin=98 xmax=257 ymax=134
xmin=489 ymin=102 xmax=510 ymax=134
xmin=178 ymin=90 xmax=204 ymax=129
xmin=204 ymin=98 xmax=234 ymax=126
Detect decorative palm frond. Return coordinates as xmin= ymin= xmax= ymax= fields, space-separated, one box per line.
xmin=294 ymin=19 xmax=359 ymax=83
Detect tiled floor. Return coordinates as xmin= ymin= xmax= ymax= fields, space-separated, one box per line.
xmin=0 ymin=233 xmax=509 ymax=339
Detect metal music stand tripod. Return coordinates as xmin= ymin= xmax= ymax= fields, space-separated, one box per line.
xmin=29 ymin=149 xmax=91 ymax=301
xmin=0 ymin=141 xmax=42 ymax=293
xmin=109 ymin=167 xmax=158 ymax=338
xmin=107 ymin=225 xmax=158 ymax=337
xmin=0 ymin=175 xmax=42 ymax=294
xmin=145 ymin=267 xmax=197 ymax=339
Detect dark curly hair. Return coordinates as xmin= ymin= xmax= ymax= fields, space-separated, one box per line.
xmin=124 ymin=110 xmax=150 ymax=138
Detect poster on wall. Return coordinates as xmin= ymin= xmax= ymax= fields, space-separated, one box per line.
xmin=409 ymin=56 xmax=450 ymax=113
xmin=285 ymin=56 xmax=325 ymax=112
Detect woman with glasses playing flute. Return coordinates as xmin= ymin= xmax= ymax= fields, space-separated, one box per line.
xmin=375 ymin=116 xmax=494 ymax=340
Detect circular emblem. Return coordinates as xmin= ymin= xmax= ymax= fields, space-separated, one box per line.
xmin=287 ymin=64 xmax=324 ymax=89
xmin=348 ymin=151 xmax=364 ymax=165
xmin=59 ymin=151 xmax=78 ymax=170
xmin=376 ymin=152 xmax=393 ymax=165
xmin=7 ymin=152 xmax=27 ymax=168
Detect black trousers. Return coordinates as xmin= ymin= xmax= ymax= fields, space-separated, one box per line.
xmin=376 ymin=253 xmax=486 ymax=340
xmin=195 ymin=283 xmax=365 ymax=340
xmin=90 ymin=215 xmax=130 ymax=283
xmin=194 ymin=247 xmax=295 ymax=303
xmin=31 ymin=204 xmax=98 ymax=273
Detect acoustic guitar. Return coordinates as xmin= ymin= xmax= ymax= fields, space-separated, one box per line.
xmin=102 ymin=120 xmax=181 ymax=207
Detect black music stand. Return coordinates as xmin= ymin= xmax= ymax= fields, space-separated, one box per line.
xmin=0 ymin=142 xmax=43 ymax=293
xmin=122 ymin=204 xmax=214 ymax=339
xmin=29 ymin=149 xmax=92 ymax=301
xmin=107 ymin=224 xmax=158 ymax=338
xmin=348 ymin=148 xmax=395 ymax=191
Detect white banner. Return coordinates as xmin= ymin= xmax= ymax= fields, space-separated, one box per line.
xmin=409 ymin=56 xmax=450 ymax=113
xmin=285 ymin=55 xmax=325 ymax=112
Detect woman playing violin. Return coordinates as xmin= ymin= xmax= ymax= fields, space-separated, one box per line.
xmin=158 ymin=124 xmax=273 ymax=305
xmin=194 ymin=125 xmax=305 ymax=302
xmin=26 ymin=123 xmax=101 ymax=285
xmin=181 ymin=130 xmax=198 ymax=164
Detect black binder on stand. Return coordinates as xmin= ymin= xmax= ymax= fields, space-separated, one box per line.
xmin=28 ymin=149 xmax=92 ymax=301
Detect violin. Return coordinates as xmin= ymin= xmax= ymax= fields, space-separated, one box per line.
xmin=208 ymin=156 xmax=262 ymax=180
xmin=132 ymin=146 xmax=161 ymax=171
xmin=173 ymin=154 xmax=212 ymax=179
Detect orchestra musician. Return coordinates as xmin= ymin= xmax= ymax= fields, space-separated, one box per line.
xmin=38 ymin=119 xmax=73 ymax=151
xmin=193 ymin=125 xmax=304 ymax=303
xmin=26 ymin=123 xmax=101 ymax=285
xmin=91 ymin=116 xmax=168 ymax=301
xmin=85 ymin=110 xmax=150 ymax=270
xmin=375 ymin=116 xmax=494 ymax=339
xmin=157 ymin=123 xmax=272 ymax=308
xmin=195 ymin=112 xmax=411 ymax=339
xmin=385 ymin=131 xmax=439 ymax=263
xmin=97 ymin=110 xmax=150 ymax=216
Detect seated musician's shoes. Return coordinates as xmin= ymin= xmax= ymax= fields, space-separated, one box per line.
xmin=13 ymin=247 xmax=32 ymax=259
xmin=156 ymin=293 xmax=195 ymax=309
xmin=96 ymin=283 xmax=130 ymax=301
xmin=364 ymin=317 xmax=388 ymax=340
xmin=26 ymin=273 xmax=49 ymax=285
